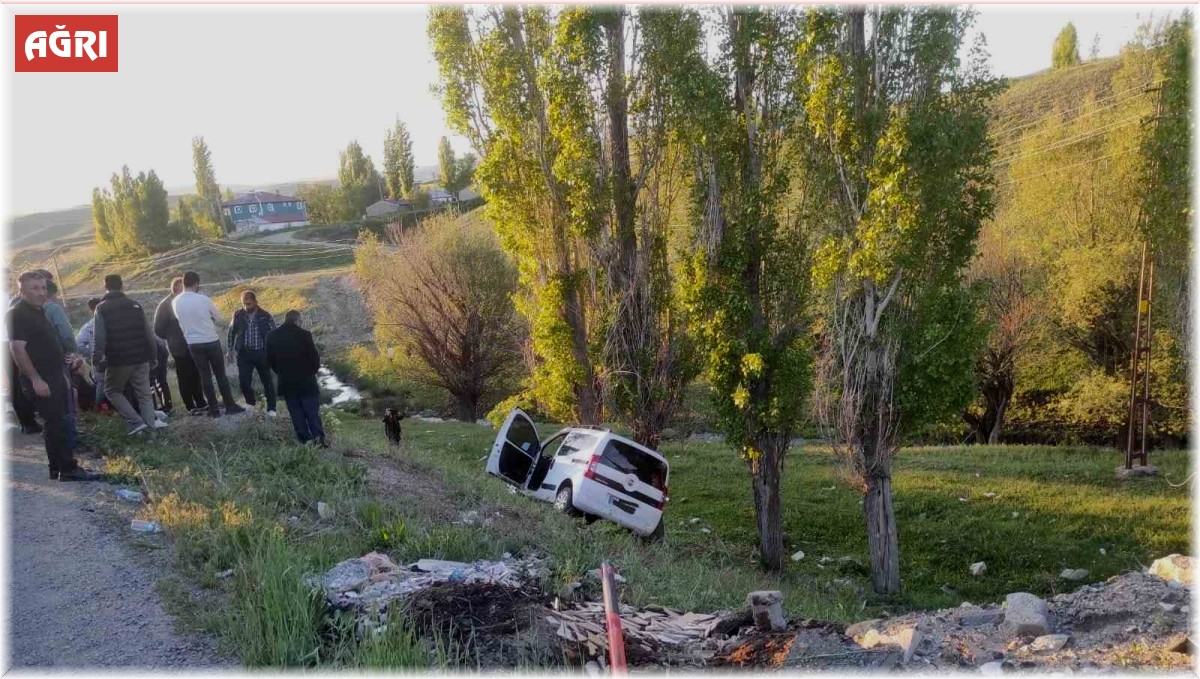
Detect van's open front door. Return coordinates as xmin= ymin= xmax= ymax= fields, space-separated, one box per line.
xmin=486 ymin=408 xmax=542 ymax=488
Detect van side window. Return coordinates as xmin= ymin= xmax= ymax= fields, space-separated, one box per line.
xmin=600 ymin=440 xmax=667 ymax=490
xmin=541 ymin=433 xmax=567 ymax=457
xmin=559 ymin=432 xmax=596 ymax=457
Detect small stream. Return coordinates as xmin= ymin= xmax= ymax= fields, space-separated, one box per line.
xmin=318 ymin=366 xmax=361 ymax=404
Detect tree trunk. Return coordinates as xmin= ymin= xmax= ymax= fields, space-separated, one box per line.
xmin=750 ymin=437 xmax=785 ymax=571
xmin=863 ymin=473 xmax=901 ymax=594
xmin=453 ymin=393 xmax=478 ymax=422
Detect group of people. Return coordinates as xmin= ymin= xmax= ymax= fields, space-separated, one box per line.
xmin=5 ymin=267 xmax=329 ymax=482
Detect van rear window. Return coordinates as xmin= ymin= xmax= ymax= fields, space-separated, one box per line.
xmin=600 ymin=440 xmax=667 ymax=491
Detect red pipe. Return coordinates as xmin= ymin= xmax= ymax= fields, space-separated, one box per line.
xmin=600 ymin=562 xmax=628 ymax=674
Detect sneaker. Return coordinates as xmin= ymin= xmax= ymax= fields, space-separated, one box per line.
xmin=154 ymin=410 xmax=167 ymax=422
xmin=189 ymin=407 xmax=208 ymax=416
xmin=266 ymin=410 xmax=278 ymax=418
xmin=128 ymin=423 xmax=149 ymax=435
xmin=152 ymin=420 xmax=168 ymax=429
xmin=208 ymin=408 xmax=222 ymax=419
xmin=59 ymin=467 xmax=101 ymax=482
xmin=224 ymin=404 xmax=246 ymax=415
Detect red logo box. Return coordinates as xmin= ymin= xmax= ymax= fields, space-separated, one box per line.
xmin=15 ymin=15 xmax=118 ymax=72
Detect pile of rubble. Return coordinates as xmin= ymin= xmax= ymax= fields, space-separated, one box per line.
xmin=310 ymin=552 xmax=548 ymax=616
xmin=311 ymin=551 xmax=1194 ymax=671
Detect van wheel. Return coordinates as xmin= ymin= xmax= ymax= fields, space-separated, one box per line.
xmin=643 ymin=518 xmax=665 ymax=543
xmin=554 ymin=485 xmax=581 ymax=517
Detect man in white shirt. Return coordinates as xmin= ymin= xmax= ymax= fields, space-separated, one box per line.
xmin=171 ymin=271 xmax=245 ymax=418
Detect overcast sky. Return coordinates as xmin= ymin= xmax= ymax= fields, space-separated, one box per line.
xmin=4 ymin=4 xmax=1182 ymax=217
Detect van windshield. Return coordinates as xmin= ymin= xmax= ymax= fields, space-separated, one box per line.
xmin=600 ymin=440 xmax=667 ymax=491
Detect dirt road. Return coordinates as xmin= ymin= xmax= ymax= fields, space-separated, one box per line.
xmin=6 ymin=434 xmax=232 ymax=669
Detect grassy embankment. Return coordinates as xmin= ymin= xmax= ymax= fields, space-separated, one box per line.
xmin=87 ymin=407 xmax=1189 ymax=669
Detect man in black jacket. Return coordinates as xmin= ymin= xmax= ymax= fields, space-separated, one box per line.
xmin=228 ymin=290 xmax=278 ymax=416
xmin=154 ymin=277 xmax=207 ymax=414
xmin=266 ymin=310 xmax=325 ymax=446
xmin=93 ymin=274 xmax=162 ymax=435
xmin=7 ymin=271 xmax=98 ymax=481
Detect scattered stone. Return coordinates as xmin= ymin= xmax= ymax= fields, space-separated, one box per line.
xmin=317 ymin=502 xmax=333 ymax=520
xmin=1029 ymin=634 xmax=1070 ymax=652
xmin=979 ymin=660 xmax=1005 ymax=675
xmin=1114 ymin=464 xmax=1161 ymax=479
xmin=1012 ymin=512 xmax=1020 ymax=519
xmin=959 ymin=497 xmax=969 ymax=502
xmin=959 ymin=610 xmax=1005 ymax=627
xmin=971 ymin=561 xmax=988 ymax=578
xmin=1159 ymin=602 xmax=1178 ymax=613
xmin=984 ymin=492 xmax=997 ymax=499
xmin=1004 ymin=592 xmax=1050 ymax=637
xmin=1149 ymin=554 xmax=1193 ymax=585
xmin=1099 ymin=548 xmax=1107 ymax=555
xmin=845 ymin=619 xmax=882 ymax=640
xmin=1060 ymin=568 xmax=1089 ymax=581
xmin=689 ymin=517 xmax=702 ymax=524
xmin=700 ymin=528 xmax=712 ymax=534
xmin=791 ymin=550 xmax=805 ymax=562
xmin=286 ymin=515 xmax=300 ymax=525
xmin=130 ymin=519 xmax=162 ymax=533
xmin=584 ymin=660 xmax=602 ymax=677
xmin=895 ymin=626 xmax=923 ymax=664
xmin=858 ymin=628 xmax=883 ymax=649
xmin=217 ymin=568 xmax=235 ymax=579
xmin=746 ymin=590 xmax=786 ymax=631
xmin=1168 ymin=635 xmax=1195 ymax=655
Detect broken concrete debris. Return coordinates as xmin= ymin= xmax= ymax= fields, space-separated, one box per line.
xmin=130 ymin=519 xmax=162 ymax=533
xmin=1060 ymin=568 xmax=1089 ymax=581
xmin=1004 ymin=592 xmax=1051 ymax=637
xmin=316 ymin=501 xmax=333 ymax=520
xmin=746 ymin=590 xmax=787 ymax=631
xmin=971 ymin=561 xmax=988 ymax=577
xmin=310 ymin=552 xmax=1190 ymax=671
xmin=1149 ymin=554 xmax=1193 ymax=585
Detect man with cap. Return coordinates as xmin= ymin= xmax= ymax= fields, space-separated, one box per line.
xmin=93 ymin=274 xmax=163 ymax=435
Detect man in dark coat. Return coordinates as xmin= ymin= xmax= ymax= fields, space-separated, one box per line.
xmin=154 ymin=277 xmax=208 ymax=414
xmin=93 ymin=274 xmax=161 ymax=435
xmin=228 ymin=290 xmax=278 ymax=416
xmin=265 ymin=309 xmax=325 ymax=446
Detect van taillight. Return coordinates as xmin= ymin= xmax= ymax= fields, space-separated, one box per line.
xmin=655 ymin=485 xmax=669 ymax=510
xmin=583 ymin=455 xmax=600 ymax=480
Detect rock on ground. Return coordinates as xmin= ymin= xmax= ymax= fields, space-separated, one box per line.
xmin=1149 ymin=555 xmax=1193 ymax=585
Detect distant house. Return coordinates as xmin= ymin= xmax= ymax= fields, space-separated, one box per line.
xmin=365 ymin=198 xmax=413 ymax=218
xmin=222 ymin=190 xmax=309 ymax=234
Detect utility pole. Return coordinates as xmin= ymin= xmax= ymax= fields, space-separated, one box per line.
xmin=1122 ymin=84 xmax=1165 ymax=473
xmin=50 ymin=250 xmax=66 ymax=306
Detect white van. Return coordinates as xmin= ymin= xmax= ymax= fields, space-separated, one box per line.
xmin=485 ymin=409 xmax=670 ymax=540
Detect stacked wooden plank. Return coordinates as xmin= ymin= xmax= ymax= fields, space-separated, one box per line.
xmin=545 ymin=602 xmax=731 ymax=661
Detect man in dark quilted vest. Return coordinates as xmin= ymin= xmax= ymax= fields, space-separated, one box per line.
xmin=92 ymin=274 xmax=163 ymax=435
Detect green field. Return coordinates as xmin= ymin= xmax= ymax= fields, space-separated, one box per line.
xmin=85 ymin=409 xmax=1189 ymax=667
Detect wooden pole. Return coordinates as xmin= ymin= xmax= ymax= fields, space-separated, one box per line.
xmin=51 ymin=251 xmax=67 ymax=305
xmin=600 ymin=562 xmax=628 ymax=674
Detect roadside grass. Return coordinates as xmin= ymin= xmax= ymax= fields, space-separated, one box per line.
xmin=85 ymin=413 xmax=436 ymax=668
xmin=85 ymin=409 xmax=1189 ymax=668
xmin=342 ymin=418 xmax=1190 ymax=612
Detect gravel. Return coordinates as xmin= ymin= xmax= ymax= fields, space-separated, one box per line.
xmin=8 ymin=435 xmax=233 ymax=668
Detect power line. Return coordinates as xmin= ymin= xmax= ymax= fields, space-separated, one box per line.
xmin=992 ymin=83 xmax=1158 ymax=151
xmin=992 ymin=114 xmax=1145 ymax=168
xmin=990 ymin=78 xmax=1160 ymax=139
xmin=1000 ymin=146 xmax=1139 ymax=187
